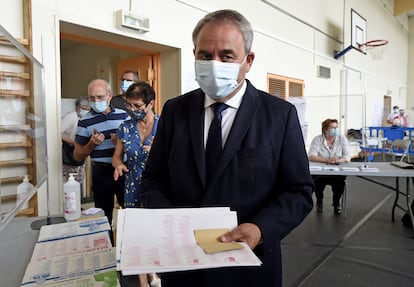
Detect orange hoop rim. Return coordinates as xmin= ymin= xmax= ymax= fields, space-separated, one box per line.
xmin=359 ymin=39 xmax=388 ymax=49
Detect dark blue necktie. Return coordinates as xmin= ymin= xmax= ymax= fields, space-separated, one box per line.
xmin=206 ymin=103 xmax=228 ymax=184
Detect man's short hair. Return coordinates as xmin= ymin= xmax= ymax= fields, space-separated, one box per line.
xmin=123 ymin=70 xmax=139 ymax=82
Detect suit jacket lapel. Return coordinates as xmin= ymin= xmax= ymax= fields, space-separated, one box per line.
xmin=188 ymin=90 xmax=207 ymax=187
xmin=209 ymin=81 xmax=261 ymax=186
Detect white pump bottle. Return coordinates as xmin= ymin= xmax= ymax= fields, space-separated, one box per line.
xmin=63 ymin=173 xmax=81 ymax=221
xmin=17 ymin=175 xmax=33 ymax=210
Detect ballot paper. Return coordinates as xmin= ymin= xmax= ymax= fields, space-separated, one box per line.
xmin=37 ymin=217 xmax=111 ymax=242
xmin=341 ymin=167 xmax=359 ymax=172
xmin=360 ymin=166 xmax=379 ymax=172
xmin=21 ymin=248 xmax=118 ymax=286
xmin=309 ymin=165 xmax=322 ymax=171
xmin=21 ymin=217 xmax=118 ymax=287
xmin=323 ymin=166 xmax=340 ymax=171
xmin=31 ymin=231 xmax=111 ymax=262
xmin=117 ymin=207 xmax=262 ymax=275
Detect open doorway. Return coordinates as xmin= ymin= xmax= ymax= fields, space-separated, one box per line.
xmin=59 ymin=21 xmax=180 ymax=201
xmin=383 ymin=95 xmax=391 ymax=126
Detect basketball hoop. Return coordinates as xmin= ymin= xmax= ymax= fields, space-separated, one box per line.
xmin=358 ymin=39 xmax=388 ymax=60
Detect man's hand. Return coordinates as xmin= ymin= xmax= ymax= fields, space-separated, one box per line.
xmin=220 ymin=223 xmax=262 ymax=249
xmin=90 ymin=129 xmax=105 ymax=146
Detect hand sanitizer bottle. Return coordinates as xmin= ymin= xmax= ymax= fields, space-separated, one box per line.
xmin=17 ymin=175 xmax=33 ymax=210
xmin=63 ymin=173 xmax=81 ymax=221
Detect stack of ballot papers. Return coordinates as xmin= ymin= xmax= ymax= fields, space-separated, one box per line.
xmin=117 ymin=207 xmax=262 ymax=275
xmin=21 ymin=217 xmax=120 ymax=287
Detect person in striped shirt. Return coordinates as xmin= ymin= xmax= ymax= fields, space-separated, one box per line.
xmin=74 ymin=79 xmax=130 ymax=227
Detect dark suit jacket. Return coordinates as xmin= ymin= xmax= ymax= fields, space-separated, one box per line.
xmin=141 ymin=80 xmax=314 ymax=287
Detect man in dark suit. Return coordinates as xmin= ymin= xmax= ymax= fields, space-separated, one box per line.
xmin=141 ymin=9 xmax=314 ymax=287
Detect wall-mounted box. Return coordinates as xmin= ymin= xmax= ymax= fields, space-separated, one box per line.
xmin=116 ymin=9 xmax=150 ymax=33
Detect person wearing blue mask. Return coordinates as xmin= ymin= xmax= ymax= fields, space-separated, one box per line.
xmin=112 ymin=81 xmax=159 ymax=208
xmin=61 ymin=97 xmax=90 ymax=185
xmin=111 ymin=81 xmax=160 ymax=287
xmin=110 ymin=70 xmax=139 ymax=113
xmin=308 ymin=118 xmax=351 ymax=214
xmin=140 ymin=9 xmax=314 ymax=287
xmin=73 ymin=79 xmax=130 ymax=234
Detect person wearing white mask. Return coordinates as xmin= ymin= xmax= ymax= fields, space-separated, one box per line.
xmin=308 ymin=118 xmax=351 ymax=214
xmin=74 ymin=79 xmax=130 ymax=238
xmin=61 ymin=97 xmax=90 ymax=184
xmin=141 ymin=9 xmax=314 ymax=287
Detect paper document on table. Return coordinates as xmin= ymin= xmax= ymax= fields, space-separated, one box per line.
xmin=21 ymin=248 xmax=118 ymax=286
xmin=341 ymin=167 xmax=359 ymax=172
xmin=323 ymin=166 xmax=339 ymax=171
xmin=37 ymin=217 xmax=110 ymax=242
xmin=391 ymin=161 xmax=414 ymax=169
xmin=309 ymin=165 xmax=322 ymax=171
xmin=117 ymin=207 xmax=262 ymax=275
xmin=31 ymin=232 xmax=111 ymax=262
xmin=360 ymin=166 xmax=379 ymax=172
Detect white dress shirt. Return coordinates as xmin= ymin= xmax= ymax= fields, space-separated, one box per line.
xmin=203 ymin=80 xmax=247 ymax=148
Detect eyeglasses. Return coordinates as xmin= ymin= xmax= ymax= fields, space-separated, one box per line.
xmin=126 ymin=102 xmax=145 ymax=110
xmin=89 ymin=94 xmax=107 ymax=101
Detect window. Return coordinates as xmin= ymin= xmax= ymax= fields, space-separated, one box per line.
xmin=267 ymin=73 xmax=304 ymax=99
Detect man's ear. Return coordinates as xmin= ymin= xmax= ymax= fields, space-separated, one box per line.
xmin=244 ymin=52 xmax=255 ymax=73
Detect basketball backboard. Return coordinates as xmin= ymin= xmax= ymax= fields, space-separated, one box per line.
xmin=334 ymin=9 xmax=367 ymax=59
xmin=351 ymin=9 xmax=367 ymax=54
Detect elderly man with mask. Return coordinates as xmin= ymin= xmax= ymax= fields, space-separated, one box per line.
xmin=74 ymin=79 xmax=130 ymax=231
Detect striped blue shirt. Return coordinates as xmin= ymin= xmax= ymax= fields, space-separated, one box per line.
xmin=76 ymin=106 xmax=129 ymax=164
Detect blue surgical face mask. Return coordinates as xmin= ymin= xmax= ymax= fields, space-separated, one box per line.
xmin=329 ymin=128 xmax=339 ymax=137
xmin=131 ymin=109 xmax=147 ymax=121
xmin=121 ymin=80 xmax=134 ymax=93
xmin=90 ymin=101 xmax=108 ymax=113
xmin=195 ymin=59 xmax=245 ymax=99
xmin=78 ymin=108 xmax=89 ymax=117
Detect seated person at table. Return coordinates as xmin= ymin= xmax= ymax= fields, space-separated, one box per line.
xmin=308 ymin=119 xmax=351 ymax=214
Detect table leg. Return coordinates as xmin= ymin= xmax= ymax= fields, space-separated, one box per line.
xmin=341 ymin=180 xmax=347 ymax=218
xmin=391 ymin=177 xmax=400 ymax=222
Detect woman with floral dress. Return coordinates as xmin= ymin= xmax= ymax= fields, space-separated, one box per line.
xmin=112 ymin=81 xmax=160 ymax=286
xmin=112 ymin=81 xmax=159 ymax=208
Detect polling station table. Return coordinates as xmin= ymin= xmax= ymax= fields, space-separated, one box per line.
xmin=309 ymin=161 xmax=414 ymax=237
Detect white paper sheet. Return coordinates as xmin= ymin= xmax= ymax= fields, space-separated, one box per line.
xmin=31 ymin=232 xmax=111 ymax=262
xmin=21 ymin=248 xmax=118 ymax=286
xmin=117 ymin=207 xmax=262 ymax=275
xmin=37 ymin=217 xmax=110 ymax=242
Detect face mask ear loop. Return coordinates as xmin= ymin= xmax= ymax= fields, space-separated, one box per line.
xmin=235 ymin=56 xmax=248 ymax=87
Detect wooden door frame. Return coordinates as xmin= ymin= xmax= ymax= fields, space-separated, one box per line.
xmin=60 ymin=32 xmax=161 ymax=113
